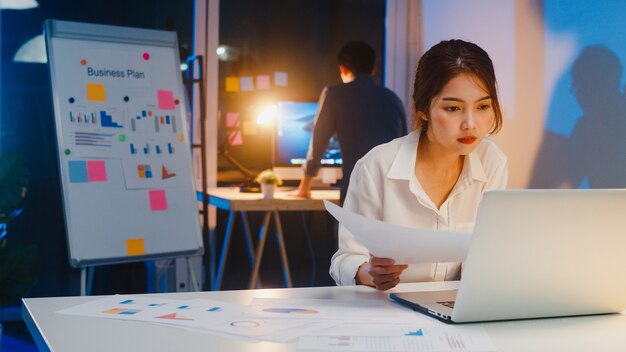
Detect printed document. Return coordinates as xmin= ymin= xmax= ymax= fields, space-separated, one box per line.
xmin=323 ymin=200 xmax=471 ymax=264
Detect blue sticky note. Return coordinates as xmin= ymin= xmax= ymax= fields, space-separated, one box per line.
xmin=68 ymin=161 xmax=88 ymax=183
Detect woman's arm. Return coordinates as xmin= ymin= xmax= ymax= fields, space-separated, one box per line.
xmin=330 ymin=160 xmax=406 ymax=289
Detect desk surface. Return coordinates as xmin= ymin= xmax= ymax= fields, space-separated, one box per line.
xmin=23 ymin=282 xmax=626 ymax=352
xmin=208 ymin=187 xmax=340 ymax=211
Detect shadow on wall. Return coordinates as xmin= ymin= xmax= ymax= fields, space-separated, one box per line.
xmin=530 ymin=45 xmax=626 ymax=189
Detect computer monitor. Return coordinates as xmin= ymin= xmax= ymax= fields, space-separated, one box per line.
xmin=273 ymin=101 xmax=342 ymax=183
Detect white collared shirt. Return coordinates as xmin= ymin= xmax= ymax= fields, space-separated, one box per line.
xmin=330 ymin=130 xmax=508 ymax=286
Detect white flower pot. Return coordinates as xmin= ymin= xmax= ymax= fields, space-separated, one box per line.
xmin=261 ymin=184 xmax=276 ymax=199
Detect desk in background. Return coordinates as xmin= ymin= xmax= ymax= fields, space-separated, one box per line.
xmin=207 ymin=187 xmax=340 ymax=290
xmin=22 ymin=281 xmax=626 ymax=352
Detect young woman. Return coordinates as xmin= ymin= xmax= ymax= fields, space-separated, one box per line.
xmin=330 ymin=39 xmax=508 ymax=290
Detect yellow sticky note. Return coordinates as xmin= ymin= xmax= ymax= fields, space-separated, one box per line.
xmin=225 ymin=77 xmax=240 ymax=92
xmin=242 ymin=121 xmax=257 ymax=135
xmin=86 ymin=83 xmax=107 ymax=102
xmin=126 ymin=238 xmax=145 ymax=256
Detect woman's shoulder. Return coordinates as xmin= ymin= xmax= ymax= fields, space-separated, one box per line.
xmin=359 ymin=134 xmax=408 ymax=166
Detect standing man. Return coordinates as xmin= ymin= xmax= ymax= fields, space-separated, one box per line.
xmin=297 ymin=41 xmax=407 ymax=203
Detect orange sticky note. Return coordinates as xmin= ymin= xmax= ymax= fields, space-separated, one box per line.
xmin=126 ymin=238 xmax=145 ymax=256
xmin=86 ymin=83 xmax=106 ymax=102
xmin=225 ymin=77 xmax=239 ymax=92
xmin=242 ymin=121 xmax=257 ymax=135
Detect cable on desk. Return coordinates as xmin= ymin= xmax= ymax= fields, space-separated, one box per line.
xmin=300 ymin=211 xmax=317 ymax=287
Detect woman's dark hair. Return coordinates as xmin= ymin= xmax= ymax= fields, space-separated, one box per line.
xmin=412 ymin=39 xmax=503 ymax=134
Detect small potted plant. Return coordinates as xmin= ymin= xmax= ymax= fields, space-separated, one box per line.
xmin=254 ymin=169 xmax=283 ymax=199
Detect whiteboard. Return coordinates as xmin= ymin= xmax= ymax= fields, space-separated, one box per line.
xmin=44 ymin=20 xmax=203 ymax=268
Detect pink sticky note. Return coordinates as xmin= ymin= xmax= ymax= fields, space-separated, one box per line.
xmin=226 ymin=112 xmax=240 ymax=127
xmin=228 ymin=130 xmax=243 ymax=146
xmin=149 ymin=189 xmax=168 ymax=211
xmin=157 ymin=90 xmax=176 ymax=110
xmin=256 ymin=75 xmax=271 ymax=90
xmin=87 ymin=160 xmax=107 ymax=182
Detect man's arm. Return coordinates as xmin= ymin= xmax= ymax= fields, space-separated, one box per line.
xmin=297 ymin=87 xmax=335 ymax=197
xmin=296 ymin=174 xmax=315 ymax=197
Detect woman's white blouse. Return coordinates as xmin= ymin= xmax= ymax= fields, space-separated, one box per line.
xmin=330 ymin=130 xmax=508 ymax=286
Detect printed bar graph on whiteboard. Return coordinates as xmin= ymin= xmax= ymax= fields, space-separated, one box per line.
xmin=100 ymin=110 xmax=123 ymax=128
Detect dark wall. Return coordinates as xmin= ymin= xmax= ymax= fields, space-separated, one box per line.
xmin=218 ymin=0 xmax=386 ymax=173
xmin=0 ymin=0 xmax=193 ymax=299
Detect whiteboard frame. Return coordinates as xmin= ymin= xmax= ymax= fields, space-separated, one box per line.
xmin=44 ymin=19 xmax=204 ymax=268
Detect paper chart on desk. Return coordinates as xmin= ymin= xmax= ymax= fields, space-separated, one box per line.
xmin=247 ymin=298 xmax=422 ymax=322
xmin=323 ymin=200 xmax=472 ymax=264
xmin=298 ymin=325 xmax=495 ymax=352
xmin=56 ymin=295 xmax=319 ymax=340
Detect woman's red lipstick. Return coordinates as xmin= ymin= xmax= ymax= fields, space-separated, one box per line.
xmin=458 ymin=136 xmax=476 ymax=144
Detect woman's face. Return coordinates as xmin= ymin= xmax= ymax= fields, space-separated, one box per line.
xmin=422 ymin=73 xmax=495 ymax=156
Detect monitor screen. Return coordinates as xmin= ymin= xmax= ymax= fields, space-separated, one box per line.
xmin=274 ymin=101 xmax=342 ymax=167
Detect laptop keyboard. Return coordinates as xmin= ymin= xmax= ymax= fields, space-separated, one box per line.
xmin=438 ymin=301 xmax=455 ymax=309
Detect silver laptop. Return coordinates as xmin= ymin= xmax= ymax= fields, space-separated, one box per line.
xmin=390 ymin=189 xmax=626 ymax=323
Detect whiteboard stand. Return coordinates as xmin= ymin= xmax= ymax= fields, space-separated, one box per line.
xmin=79 ymin=258 xmax=200 ymax=296
xmin=80 ymin=267 xmax=95 ymax=296
xmin=45 ymin=20 xmax=205 ymax=297
xmin=184 ymin=55 xmax=212 ymax=291
xmin=186 ymin=257 xmax=201 ymax=292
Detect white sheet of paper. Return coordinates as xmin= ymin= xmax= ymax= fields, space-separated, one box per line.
xmin=323 ymin=201 xmax=472 ymax=264
xmin=56 ymin=296 xmax=316 ymax=340
xmin=297 ymin=326 xmax=495 ymax=351
xmin=247 ymin=298 xmax=419 ymax=322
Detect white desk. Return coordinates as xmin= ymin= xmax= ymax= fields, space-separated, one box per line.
xmin=23 ymin=281 xmax=626 ymax=352
xmin=207 ymin=187 xmax=340 ymax=290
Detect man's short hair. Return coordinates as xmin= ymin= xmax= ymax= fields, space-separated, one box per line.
xmin=337 ymin=41 xmax=375 ymax=74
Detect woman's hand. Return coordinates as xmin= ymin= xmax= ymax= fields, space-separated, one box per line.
xmin=356 ymin=256 xmax=408 ymax=291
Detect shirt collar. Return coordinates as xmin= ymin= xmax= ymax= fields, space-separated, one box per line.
xmin=387 ymin=130 xmax=420 ymax=180
xmin=387 ymin=130 xmax=488 ymax=183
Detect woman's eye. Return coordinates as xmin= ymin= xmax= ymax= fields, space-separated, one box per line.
xmin=444 ymin=106 xmax=460 ymax=112
xmin=477 ymin=104 xmax=491 ymax=111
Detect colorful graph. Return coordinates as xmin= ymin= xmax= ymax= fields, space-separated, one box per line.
xmin=69 ymin=112 xmax=98 ymax=125
xmin=161 ymin=165 xmax=176 ymax=179
xmin=74 ymin=131 xmax=114 ymax=147
xmin=137 ymin=164 xmax=153 ymax=179
xmin=130 ymin=110 xmax=177 ymax=133
xmin=103 ymin=308 xmax=140 ymax=315
xmin=100 ymin=110 xmax=123 ymax=128
xmin=68 ymin=160 xmax=108 ymax=183
xmin=406 ymin=329 xmax=424 ymax=336
xmin=230 ymin=321 xmax=260 ymax=328
xmin=155 ymin=313 xmax=193 ymax=321
xmin=262 ymin=308 xmax=319 ymax=314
